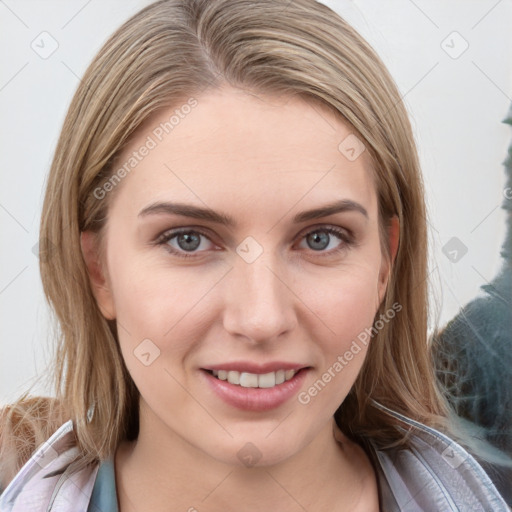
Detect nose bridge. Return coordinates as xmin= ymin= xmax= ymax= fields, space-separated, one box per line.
xmin=222 ymin=248 xmax=297 ymax=342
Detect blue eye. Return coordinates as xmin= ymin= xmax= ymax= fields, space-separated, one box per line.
xmin=298 ymin=227 xmax=352 ymax=254
xmin=155 ymin=225 xmax=353 ymax=259
xmin=156 ymin=229 xmax=215 ymax=258
xmin=174 ymin=232 xmax=201 ymax=251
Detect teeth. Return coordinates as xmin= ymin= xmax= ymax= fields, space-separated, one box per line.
xmin=285 ymin=369 xmax=295 ymax=380
xmin=210 ymin=369 xmax=298 ymax=388
xmin=275 ymin=369 xmax=285 ymax=385
xmin=257 ymin=372 xmax=276 ymax=388
xmin=239 ymin=372 xmax=259 ymax=388
xmin=227 ymin=370 xmax=240 ymax=385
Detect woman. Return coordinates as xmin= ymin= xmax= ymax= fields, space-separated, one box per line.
xmin=0 ymin=0 xmax=508 ymax=510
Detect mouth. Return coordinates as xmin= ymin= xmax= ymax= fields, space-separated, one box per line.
xmin=200 ymin=364 xmax=310 ymax=411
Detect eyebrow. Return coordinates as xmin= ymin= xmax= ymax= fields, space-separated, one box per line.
xmin=138 ymin=199 xmax=368 ymax=226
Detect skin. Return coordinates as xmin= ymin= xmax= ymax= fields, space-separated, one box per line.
xmin=82 ymin=86 xmax=398 ymax=511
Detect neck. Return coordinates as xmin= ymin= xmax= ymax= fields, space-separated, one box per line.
xmin=115 ymin=405 xmax=378 ymax=512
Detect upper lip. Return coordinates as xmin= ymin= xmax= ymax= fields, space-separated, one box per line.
xmin=202 ymin=361 xmax=309 ymax=374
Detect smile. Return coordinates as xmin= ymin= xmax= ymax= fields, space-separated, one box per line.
xmin=209 ymin=369 xmax=298 ymax=388
xmin=201 ymin=367 xmax=310 ymax=411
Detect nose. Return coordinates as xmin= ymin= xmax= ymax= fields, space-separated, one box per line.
xmin=221 ymin=252 xmax=298 ymax=344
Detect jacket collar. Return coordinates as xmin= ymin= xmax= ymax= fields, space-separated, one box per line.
xmin=1 ymin=405 xmax=508 ymax=511
xmin=0 ymin=421 xmax=98 ymax=512
xmin=357 ymin=402 xmax=509 ymax=511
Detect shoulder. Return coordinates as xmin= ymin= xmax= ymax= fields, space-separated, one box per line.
xmin=0 ymin=396 xmax=68 ymax=490
xmin=0 ymin=420 xmax=99 ymax=512
xmin=368 ymin=404 xmax=509 ymax=511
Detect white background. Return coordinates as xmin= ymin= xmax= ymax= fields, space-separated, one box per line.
xmin=1 ymin=0 xmax=511 ymax=404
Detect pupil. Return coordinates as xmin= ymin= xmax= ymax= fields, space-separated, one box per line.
xmin=177 ymin=232 xmax=201 ymax=251
xmin=307 ymin=231 xmax=329 ymax=250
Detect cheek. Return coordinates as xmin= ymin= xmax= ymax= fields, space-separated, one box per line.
xmin=298 ymin=257 xmax=382 ymax=344
xmin=107 ymin=248 xmax=228 ymax=354
xmin=321 ymin=281 xmax=378 ymax=386
xmin=298 ymin=267 xmax=381 ymax=402
xmin=107 ymin=222 xmax=382 ymax=361
xmin=109 ymin=261 xmax=213 ymax=406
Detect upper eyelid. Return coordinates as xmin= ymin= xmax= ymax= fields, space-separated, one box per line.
xmin=297 ymin=223 xmax=352 ymax=237
xmin=155 ymin=225 xmax=217 ymax=242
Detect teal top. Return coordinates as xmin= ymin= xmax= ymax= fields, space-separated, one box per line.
xmin=87 ymin=458 xmax=119 ymax=512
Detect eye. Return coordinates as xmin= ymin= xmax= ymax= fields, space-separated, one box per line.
xmin=155 ymin=228 xmax=217 ymax=258
xmin=154 ymin=225 xmax=354 ymax=259
xmin=297 ymin=226 xmax=353 ymax=254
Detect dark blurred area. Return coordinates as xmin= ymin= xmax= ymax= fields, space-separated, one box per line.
xmin=434 ymin=105 xmax=512 ymax=504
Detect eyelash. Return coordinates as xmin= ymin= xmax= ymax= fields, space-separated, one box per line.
xmin=154 ymin=225 xmax=355 ymax=259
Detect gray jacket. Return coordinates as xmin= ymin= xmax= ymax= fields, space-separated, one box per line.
xmin=0 ymin=405 xmax=509 ymax=511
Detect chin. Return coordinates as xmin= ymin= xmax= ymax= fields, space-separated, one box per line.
xmin=202 ymin=430 xmax=304 ymax=469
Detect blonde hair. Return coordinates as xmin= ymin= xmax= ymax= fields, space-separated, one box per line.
xmin=1 ymin=0 xmax=449 ymax=486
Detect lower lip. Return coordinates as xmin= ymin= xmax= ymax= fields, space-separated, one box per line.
xmin=201 ymin=369 xmax=309 ymax=411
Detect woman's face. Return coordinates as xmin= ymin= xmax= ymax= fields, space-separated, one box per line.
xmin=84 ymin=86 xmax=393 ymax=466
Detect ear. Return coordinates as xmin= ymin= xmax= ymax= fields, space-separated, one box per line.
xmin=377 ymin=215 xmax=400 ymax=302
xmin=80 ymin=231 xmax=116 ymax=320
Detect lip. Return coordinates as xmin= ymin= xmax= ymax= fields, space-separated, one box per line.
xmin=203 ymin=361 xmax=307 ymax=374
xmin=200 ymin=367 xmax=310 ymax=411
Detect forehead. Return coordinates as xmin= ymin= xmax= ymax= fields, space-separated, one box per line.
xmin=108 ymin=87 xmax=378 ymax=222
